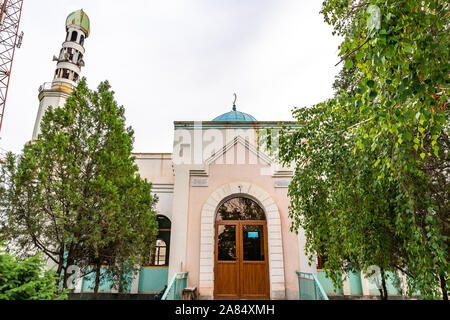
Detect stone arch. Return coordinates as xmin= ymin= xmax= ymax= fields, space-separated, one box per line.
xmin=199 ymin=182 xmax=286 ymax=299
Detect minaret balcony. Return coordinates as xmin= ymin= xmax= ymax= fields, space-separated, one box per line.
xmin=62 ymin=41 xmax=85 ymax=54
xmin=38 ymin=81 xmax=75 ymax=94
xmin=38 ymin=82 xmax=52 ymax=93
xmin=55 ymin=61 xmax=81 ymax=74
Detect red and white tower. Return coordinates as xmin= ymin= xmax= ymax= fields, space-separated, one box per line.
xmin=0 ymin=0 xmax=24 ymax=136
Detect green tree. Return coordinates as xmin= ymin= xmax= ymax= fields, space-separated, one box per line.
xmin=322 ymin=0 xmax=448 ymax=300
xmin=332 ymin=58 xmax=359 ymax=95
xmin=1 ymin=79 xmax=158 ymax=299
xmin=262 ymin=102 xmax=406 ymax=299
xmin=0 ymin=245 xmax=67 ymax=300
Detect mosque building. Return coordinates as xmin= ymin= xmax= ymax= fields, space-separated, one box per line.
xmin=32 ymin=10 xmax=406 ymax=300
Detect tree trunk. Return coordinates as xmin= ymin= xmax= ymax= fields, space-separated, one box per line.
xmin=55 ymin=261 xmax=64 ymax=283
xmin=55 ymin=246 xmax=65 ymax=290
xmin=93 ymin=263 xmax=101 ymax=300
xmin=62 ymin=243 xmax=76 ymax=289
xmin=380 ymin=268 xmax=388 ymax=300
xmin=62 ymin=257 xmax=76 ymax=290
xmin=440 ymin=274 xmax=448 ymax=301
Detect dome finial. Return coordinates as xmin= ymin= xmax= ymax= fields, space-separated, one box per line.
xmin=66 ymin=9 xmax=90 ymax=37
xmin=232 ymin=93 xmax=237 ymax=111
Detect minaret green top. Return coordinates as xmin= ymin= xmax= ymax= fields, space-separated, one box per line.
xmin=66 ymin=9 xmax=90 ymax=37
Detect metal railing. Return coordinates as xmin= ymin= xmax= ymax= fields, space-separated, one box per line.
xmin=38 ymin=82 xmax=52 ymax=92
xmin=161 ymin=272 xmax=188 ymax=300
xmin=296 ymin=271 xmax=329 ymax=300
xmin=38 ymin=81 xmax=74 ymax=93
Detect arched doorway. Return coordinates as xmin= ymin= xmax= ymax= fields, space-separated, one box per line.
xmin=214 ymin=196 xmax=270 ymax=299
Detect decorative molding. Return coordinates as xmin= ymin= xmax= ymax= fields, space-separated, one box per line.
xmin=190 ymin=169 xmax=208 ymax=177
xmin=151 ymin=184 xmax=174 ymax=194
xmin=132 ymin=153 xmax=173 ymax=160
xmin=174 ymin=121 xmax=300 ymax=130
xmin=272 ymin=170 xmax=294 ymax=178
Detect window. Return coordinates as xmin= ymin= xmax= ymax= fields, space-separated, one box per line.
xmin=243 ymin=225 xmax=265 ymax=261
xmin=61 ymin=69 xmax=71 ymax=79
xmin=317 ymin=249 xmax=328 ymax=269
xmin=217 ymin=225 xmax=236 ymax=261
xmin=150 ymin=239 xmax=167 ymax=266
xmin=70 ymin=31 xmax=78 ymax=42
xmin=59 ymin=48 xmax=65 ymax=61
xmin=67 ymin=48 xmax=74 ymax=62
xmin=147 ymin=216 xmax=171 ymax=266
xmin=80 ymin=35 xmax=85 ymax=46
xmin=216 ymin=197 xmax=266 ymax=221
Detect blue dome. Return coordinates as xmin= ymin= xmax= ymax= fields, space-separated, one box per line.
xmin=213 ymin=109 xmax=257 ymax=121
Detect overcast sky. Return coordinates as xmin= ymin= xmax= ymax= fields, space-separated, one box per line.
xmin=0 ymin=0 xmax=342 ymax=154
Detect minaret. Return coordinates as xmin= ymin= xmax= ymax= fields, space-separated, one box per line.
xmin=32 ymin=9 xmax=90 ymax=140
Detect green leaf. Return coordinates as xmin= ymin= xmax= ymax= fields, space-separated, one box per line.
xmin=345 ymin=59 xmax=354 ymax=70
xmin=404 ymin=44 xmax=413 ymax=54
xmin=367 ymin=80 xmax=375 ymax=88
xmin=434 ymin=146 xmax=439 ymax=157
xmin=356 ymin=51 xmax=364 ymax=61
xmin=374 ymin=158 xmax=381 ymax=167
xmin=369 ymin=90 xmax=378 ymax=99
xmin=405 ymin=132 xmax=412 ymax=141
xmin=420 ymin=153 xmax=426 ymax=160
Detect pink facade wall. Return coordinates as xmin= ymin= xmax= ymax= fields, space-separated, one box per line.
xmin=185 ymin=145 xmax=300 ymax=299
xmin=134 ymin=153 xmax=174 ymax=185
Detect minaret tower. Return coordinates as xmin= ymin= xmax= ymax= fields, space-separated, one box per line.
xmin=32 ymin=9 xmax=90 ymax=140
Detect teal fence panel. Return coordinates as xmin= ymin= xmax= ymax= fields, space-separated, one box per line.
xmin=81 ymin=267 xmax=114 ymax=293
xmin=296 ymin=271 xmax=329 ymax=300
xmin=349 ymin=271 xmax=363 ymax=295
xmin=317 ymin=270 xmax=344 ymax=295
xmin=138 ymin=267 xmax=169 ymax=293
xmin=81 ymin=267 xmax=132 ymax=293
xmin=368 ymin=271 xmax=402 ymax=295
xmin=161 ymin=272 xmax=188 ymax=300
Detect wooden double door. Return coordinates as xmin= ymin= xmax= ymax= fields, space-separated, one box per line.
xmin=214 ymin=220 xmax=270 ymax=299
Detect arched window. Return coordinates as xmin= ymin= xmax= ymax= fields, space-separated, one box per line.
xmin=148 ymin=215 xmax=171 ymax=266
xmin=70 ymin=31 xmax=78 ymax=42
xmin=67 ymin=48 xmax=74 ymax=61
xmin=59 ymin=48 xmax=65 ymax=61
xmin=80 ymin=35 xmax=85 ymax=46
xmin=73 ymin=72 xmax=79 ymax=82
xmin=61 ymin=69 xmax=71 ymax=79
xmin=216 ymin=197 xmax=266 ymax=221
